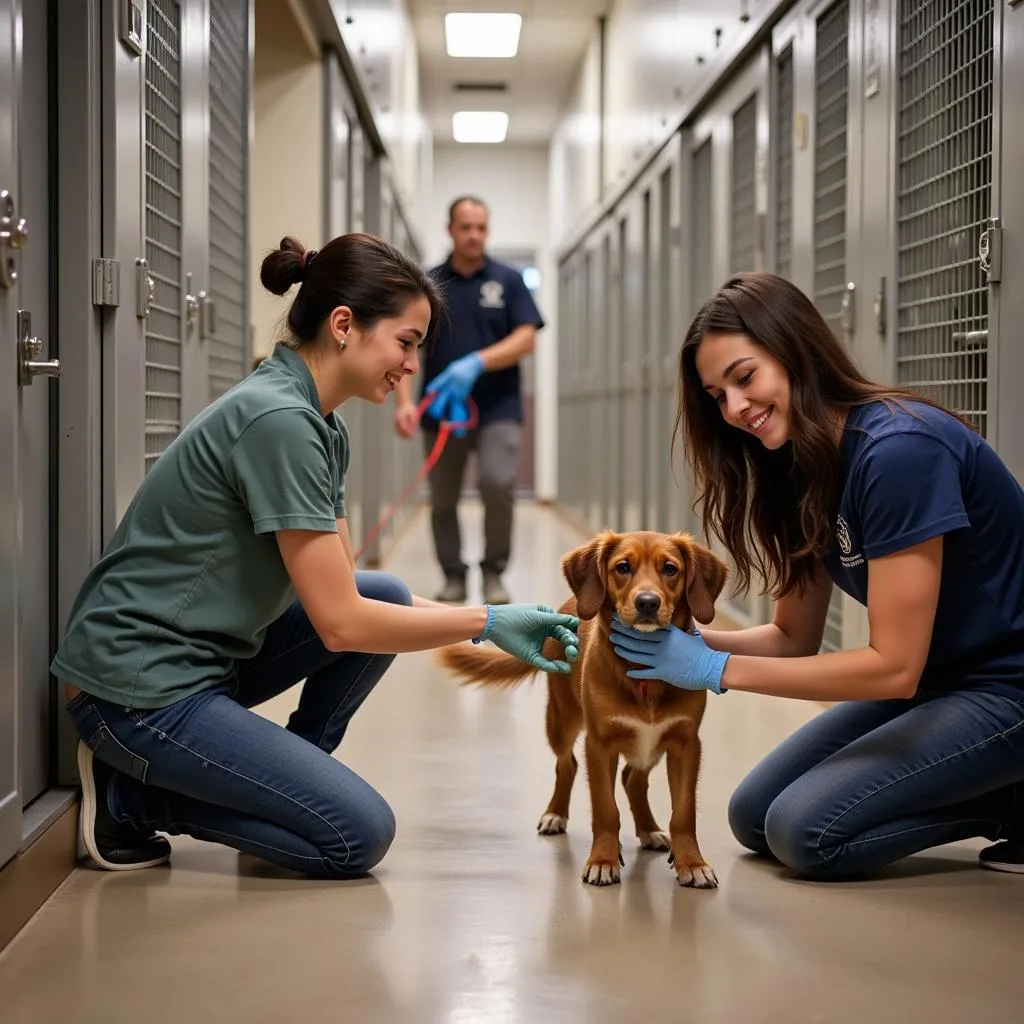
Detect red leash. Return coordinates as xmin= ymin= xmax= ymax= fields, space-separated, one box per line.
xmin=354 ymin=395 xmax=479 ymax=561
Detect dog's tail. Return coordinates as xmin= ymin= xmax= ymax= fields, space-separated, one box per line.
xmin=437 ymin=596 xmax=579 ymax=689
xmin=436 ymin=641 xmax=542 ymax=689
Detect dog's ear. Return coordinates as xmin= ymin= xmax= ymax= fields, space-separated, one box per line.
xmin=674 ymin=534 xmax=729 ymax=625
xmin=561 ymin=532 xmax=617 ymax=620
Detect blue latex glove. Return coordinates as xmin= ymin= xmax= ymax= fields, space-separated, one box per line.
xmin=448 ymin=399 xmax=470 ymax=438
xmin=426 ymin=353 xmax=484 ymax=422
xmin=476 ymin=603 xmax=581 ymax=674
xmin=609 ymin=617 xmax=730 ymax=694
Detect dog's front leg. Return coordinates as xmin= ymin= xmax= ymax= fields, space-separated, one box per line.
xmin=666 ymin=738 xmax=718 ymax=889
xmin=582 ymin=736 xmax=623 ymax=886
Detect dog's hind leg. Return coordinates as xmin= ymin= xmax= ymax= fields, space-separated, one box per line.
xmin=537 ymin=684 xmax=582 ymax=835
xmin=622 ymin=764 xmax=671 ymax=852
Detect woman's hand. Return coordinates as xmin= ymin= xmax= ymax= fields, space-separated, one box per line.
xmin=479 ymin=604 xmax=581 ymax=673
xmin=610 ymin=617 xmax=730 ymax=694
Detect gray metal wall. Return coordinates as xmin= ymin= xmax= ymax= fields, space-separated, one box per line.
xmin=323 ymin=52 xmax=425 ymax=568
xmin=556 ymin=0 xmax=1024 ymax=644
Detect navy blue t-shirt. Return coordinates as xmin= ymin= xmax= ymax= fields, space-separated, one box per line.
xmin=824 ymin=400 xmax=1024 ymax=698
xmin=420 ymin=256 xmax=545 ymax=430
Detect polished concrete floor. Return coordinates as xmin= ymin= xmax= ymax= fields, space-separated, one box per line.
xmin=1 ymin=502 xmax=1022 ymax=1023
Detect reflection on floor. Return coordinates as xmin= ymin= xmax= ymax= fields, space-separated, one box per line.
xmin=1 ymin=501 xmax=1021 ymax=1022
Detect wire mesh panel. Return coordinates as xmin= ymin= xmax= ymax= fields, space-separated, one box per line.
xmin=612 ymin=216 xmax=629 ymax=530
xmin=208 ymin=0 xmax=249 ymax=402
xmin=144 ymin=0 xmax=183 ymax=471
xmin=812 ymin=0 xmax=850 ymax=647
xmin=775 ymin=44 xmax=794 ymax=279
xmin=728 ymin=99 xmax=760 ymax=617
xmin=896 ymin=0 xmax=993 ymax=436
xmin=657 ymin=163 xmax=675 ymax=533
xmin=731 ymin=95 xmax=758 ymax=274
xmin=687 ymin=140 xmax=713 ymax=538
xmin=691 ymin=140 xmax=713 ymax=312
xmin=601 ymin=232 xmax=616 ymax=529
xmin=813 ymin=0 xmax=850 ymax=334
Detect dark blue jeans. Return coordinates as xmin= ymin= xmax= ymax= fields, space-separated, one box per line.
xmin=728 ymin=688 xmax=1024 ymax=880
xmin=65 ymin=571 xmax=411 ymax=879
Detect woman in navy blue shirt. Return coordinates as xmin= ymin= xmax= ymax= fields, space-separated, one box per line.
xmin=612 ymin=272 xmax=1024 ymax=879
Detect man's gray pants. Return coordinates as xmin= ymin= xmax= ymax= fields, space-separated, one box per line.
xmin=423 ymin=419 xmax=521 ymax=581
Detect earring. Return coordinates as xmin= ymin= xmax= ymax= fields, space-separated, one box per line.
xmin=338 ymin=335 xmax=348 ymax=350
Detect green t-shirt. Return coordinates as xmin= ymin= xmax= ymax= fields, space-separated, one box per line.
xmin=51 ymin=343 xmax=350 ymax=709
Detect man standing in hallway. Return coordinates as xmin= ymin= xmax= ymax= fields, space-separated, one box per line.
xmin=394 ymin=196 xmax=544 ymax=605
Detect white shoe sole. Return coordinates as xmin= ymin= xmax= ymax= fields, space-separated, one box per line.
xmin=979 ymin=857 xmax=1024 ymax=874
xmin=77 ymin=741 xmax=170 ymax=872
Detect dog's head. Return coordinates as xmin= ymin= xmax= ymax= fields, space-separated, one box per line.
xmin=561 ymin=530 xmax=728 ymax=631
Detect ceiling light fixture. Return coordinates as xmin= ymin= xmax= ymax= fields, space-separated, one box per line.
xmin=444 ymin=13 xmax=522 ymax=58
xmin=452 ymin=110 xmax=510 ymax=144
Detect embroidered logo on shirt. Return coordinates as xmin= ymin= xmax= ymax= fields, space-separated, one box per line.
xmin=836 ymin=514 xmax=864 ymax=568
xmin=480 ymin=281 xmax=506 ymax=309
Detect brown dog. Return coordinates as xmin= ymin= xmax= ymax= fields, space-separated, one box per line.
xmin=438 ymin=530 xmax=728 ymax=888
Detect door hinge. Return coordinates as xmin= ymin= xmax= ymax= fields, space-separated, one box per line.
xmin=92 ymin=258 xmax=121 ymax=308
xmin=979 ymin=218 xmax=1003 ymax=284
xmin=119 ymin=0 xmax=145 ymax=57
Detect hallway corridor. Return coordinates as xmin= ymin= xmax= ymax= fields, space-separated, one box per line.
xmin=0 ymin=503 xmax=1021 ymax=1023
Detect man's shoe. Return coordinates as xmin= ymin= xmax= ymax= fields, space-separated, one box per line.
xmin=435 ymin=577 xmax=467 ymax=604
xmin=979 ymin=841 xmax=1024 ymax=873
xmin=482 ymin=573 xmax=510 ymax=605
xmin=77 ymin=741 xmax=171 ymax=871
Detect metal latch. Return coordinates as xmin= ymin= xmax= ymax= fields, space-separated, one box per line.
xmin=952 ymin=330 xmax=988 ymax=351
xmin=979 ymin=217 xmax=1002 ymax=284
xmin=873 ymin=277 xmax=886 ymax=335
xmin=92 ymin=258 xmax=121 ymax=307
xmin=840 ymin=281 xmax=856 ymax=340
xmin=185 ymin=273 xmax=201 ymax=333
xmin=17 ymin=309 xmax=62 ymax=386
xmin=200 ymin=294 xmax=218 ymax=340
xmin=136 ymin=258 xmax=155 ymax=318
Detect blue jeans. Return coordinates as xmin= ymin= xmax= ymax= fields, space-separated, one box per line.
xmin=65 ymin=571 xmax=411 ymax=879
xmin=728 ymin=689 xmax=1024 ymax=880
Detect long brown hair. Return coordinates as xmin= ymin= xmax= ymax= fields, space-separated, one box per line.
xmin=674 ymin=272 xmax=973 ymax=599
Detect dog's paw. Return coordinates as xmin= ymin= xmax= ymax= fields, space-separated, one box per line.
xmin=537 ymin=813 xmax=568 ymax=835
xmin=638 ymin=830 xmax=671 ymax=851
xmin=673 ymin=861 xmax=718 ymax=889
xmin=581 ymin=859 xmax=621 ymax=886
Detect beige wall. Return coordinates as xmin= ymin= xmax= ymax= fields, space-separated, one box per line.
xmin=250 ymin=0 xmax=324 ymax=360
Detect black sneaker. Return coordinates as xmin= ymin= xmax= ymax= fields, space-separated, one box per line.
xmin=979 ymin=841 xmax=1024 ymax=873
xmin=77 ymin=741 xmax=171 ymax=871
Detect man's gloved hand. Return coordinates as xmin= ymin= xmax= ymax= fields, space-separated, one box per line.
xmin=477 ymin=603 xmax=581 ymax=674
xmin=426 ymin=353 xmax=484 ymax=423
xmin=609 ymin=617 xmax=730 ymax=694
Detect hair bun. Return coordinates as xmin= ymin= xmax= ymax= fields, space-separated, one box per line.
xmin=260 ymin=236 xmax=306 ymax=296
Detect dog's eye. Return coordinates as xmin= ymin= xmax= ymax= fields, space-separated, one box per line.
xmin=613 ymin=561 xmax=631 ymax=575
xmin=662 ymin=563 xmax=679 ymax=577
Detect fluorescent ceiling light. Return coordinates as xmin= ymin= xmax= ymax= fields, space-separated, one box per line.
xmin=445 ymin=13 xmax=522 ymax=58
xmin=452 ymin=111 xmax=509 ymax=144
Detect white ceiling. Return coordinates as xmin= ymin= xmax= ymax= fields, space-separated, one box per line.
xmin=407 ymin=1 xmax=610 ymax=146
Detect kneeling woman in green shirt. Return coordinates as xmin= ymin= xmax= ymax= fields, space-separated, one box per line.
xmin=53 ymin=233 xmax=579 ymax=877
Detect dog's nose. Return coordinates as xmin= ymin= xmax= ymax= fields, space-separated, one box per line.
xmin=633 ymin=592 xmax=662 ymax=617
